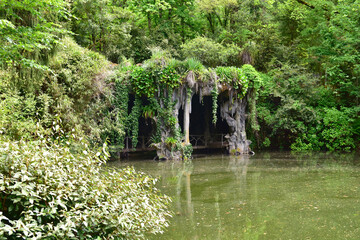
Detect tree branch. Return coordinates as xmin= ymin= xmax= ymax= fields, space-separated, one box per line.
xmin=295 ymin=0 xmax=315 ymax=9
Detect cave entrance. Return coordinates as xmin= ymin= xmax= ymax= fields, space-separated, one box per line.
xmin=122 ymin=92 xmax=231 ymax=157
xmin=180 ymin=94 xmax=229 ymax=152
xmin=125 ymin=95 xmax=156 ymax=152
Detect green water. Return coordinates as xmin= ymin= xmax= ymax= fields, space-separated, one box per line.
xmin=111 ymin=152 xmax=360 ymax=240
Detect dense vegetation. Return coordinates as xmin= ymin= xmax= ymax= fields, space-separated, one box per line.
xmin=113 ymin=53 xmax=262 ymax=159
xmin=1 ymin=0 xmax=359 ymax=152
xmin=0 ymin=0 xmax=359 ymax=237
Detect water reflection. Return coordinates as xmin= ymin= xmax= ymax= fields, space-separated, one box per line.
xmin=166 ymin=155 xmax=256 ymax=239
xmin=228 ymin=155 xmax=250 ymax=179
xmin=110 ymin=152 xmax=360 ymax=240
xmin=174 ymin=161 xmax=194 ymax=218
xmin=228 ymin=155 xmax=250 ymax=204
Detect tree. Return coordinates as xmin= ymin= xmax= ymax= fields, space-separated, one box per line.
xmin=0 ymin=0 xmax=70 ymax=72
xmin=71 ymin=0 xmax=134 ymax=63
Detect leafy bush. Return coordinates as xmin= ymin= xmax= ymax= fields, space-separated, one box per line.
xmin=290 ymin=107 xmax=358 ymax=152
xmin=215 ymin=66 xmax=249 ymax=98
xmin=49 ymin=37 xmax=110 ymax=111
xmin=0 ymin=138 xmax=171 ymax=239
xmin=130 ymin=65 xmax=181 ymax=98
xmin=0 ymin=37 xmax=118 ymax=144
xmin=0 ymin=93 xmax=52 ymax=140
xmin=181 ymin=37 xmax=241 ymax=67
xmin=256 ymin=64 xmax=323 ymax=150
xmin=321 ymin=108 xmax=356 ymax=151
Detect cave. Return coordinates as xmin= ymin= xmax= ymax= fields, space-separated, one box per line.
xmin=119 ymin=62 xmax=261 ymax=160
xmin=125 ymin=84 xmax=253 ymax=160
xmin=179 ymin=94 xmax=229 ymax=153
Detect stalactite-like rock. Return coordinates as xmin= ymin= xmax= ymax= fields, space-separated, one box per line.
xmin=153 ymin=78 xmax=252 ymax=159
xmin=172 ymin=88 xmax=182 ymax=129
xmin=124 ymin=61 xmax=261 ymax=160
xmin=152 ymin=89 xmax=183 ymax=161
xmin=186 ymin=71 xmax=196 ymax=88
xmin=183 ymin=89 xmax=193 ymax=145
xmin=220 ymin=95 xmax=252 ymax=155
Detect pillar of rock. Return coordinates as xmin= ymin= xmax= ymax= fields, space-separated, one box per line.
xmin=220 ymin=96 xmax=252 ymax=155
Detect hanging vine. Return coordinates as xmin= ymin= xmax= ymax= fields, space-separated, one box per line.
xmin=242 ymin=64 xmax=263 ymax=132
xmin=211 ymin=85 xmax=218 ymax=125
xmin=114 ymin=54 xmax=262 ymax=159
xmin=113 ymin=77 xmax=129 ymax=147
xmin=127 ymin=96 xmax=142 ymax=149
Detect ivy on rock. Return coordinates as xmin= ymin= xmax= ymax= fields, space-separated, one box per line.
xmin=114 ymin=53 xmax=262 ymax=160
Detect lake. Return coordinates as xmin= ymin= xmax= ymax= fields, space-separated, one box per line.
xmin=110 ymin=152 xmax=360 ymax=240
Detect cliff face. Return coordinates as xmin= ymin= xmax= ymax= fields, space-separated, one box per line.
xmin=116 ymin=58 xmax=262 ymax=160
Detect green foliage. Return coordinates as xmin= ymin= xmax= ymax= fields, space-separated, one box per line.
xmin=130 ymin=66 xmax=156 ymax=98
xmin=243 ymin=65 xmax=263 ymax=133
xmin=71 ymin=0 xmax=134 ymax=63
xmin=156 ymin=95 xmax=179 ymax=135
xmin=49 ymin=37 xmax=109 ymax=110
xmin=0 ymin=137 xmax=171 ymax=239
xmin=181 ymin=37 xmax=241 ymax=67
xmin=257 ymin=64 xmax=317 ymax=143
xmin=165 ymin=137 xmax=177 ymax=148
xmin=0 ymin=93 xmax=48 ymax=140
xmin=290 ymin=107 xmax=358 ymax=152
xmin=125 ymin=0 xmax=198 ymax=58
xmin=127 ymin=96 xmax=142 ymax=149
xmin=211 ymin=86 xmax=218 ymax=124
xmin=0 ymin=36 xmax=116 ymax=146
xmin=215 ymin=66 xmax=249 ymax=98
xmin=130 ymin=64 xmax=181 ymax=98
xmin=142 ymin=104 xmax=157 ymax=119
xmin=321 ymin=108 xmax=356 ymax=151
xmin=182 ymin=144 xmax=193 ymax=161
xmin=183 ymin=58 xmax=205 ymax=73
xmin=263 ymin=137 xmax=271 ymax=148
xmin=0 ymin=0 xmax=70 ymax=72
xmin=299 ymin=0 xmax=360 ymax=107
xmin=110 ymin=76 xmax=129 ymax=146
xmin=258 ymin=62 xmax=359 ymax=151
xmin=242 ymin=64 xmax=262 ymax=90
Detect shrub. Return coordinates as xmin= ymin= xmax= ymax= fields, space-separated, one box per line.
xmin=0 ymin=37 xmax=114 ymax=143
xmin=49 ymin=37 xmax=110 ymax=111
xmin=181 ymin=37 xmax=241 ymax=67
xmin=0 ymin=93 xmax=52 ymax=140
xmin=321 ymin=107 xmax=356 ymax=151
xmin=290 ymin=107 xmax=358 ymax=152
xmin=0 ymin=138 xmax=171 ymax=239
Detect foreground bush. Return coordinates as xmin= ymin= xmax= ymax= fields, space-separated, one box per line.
xmin=0 ymin=139 xmax=171 ymax=239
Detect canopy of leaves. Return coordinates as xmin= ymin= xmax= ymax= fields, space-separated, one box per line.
xmin=181 ymin=36 xmax=241 ymax=67
xmin=0 ymin=0 xmax=70 ymax=70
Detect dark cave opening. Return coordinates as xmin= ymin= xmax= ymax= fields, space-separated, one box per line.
xmin=124 ymin=93 xmax=230 ymax=157
xmin=189 ymin=94 xmax=229 ymax=137
xmin=178 ymin=94 xmax=229 ymax=153
xmin=126 ymin=95 xmax=155 ymax=149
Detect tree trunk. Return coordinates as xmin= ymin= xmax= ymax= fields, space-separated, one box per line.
xmin=147 ymin=12 xmax=152 ymax=33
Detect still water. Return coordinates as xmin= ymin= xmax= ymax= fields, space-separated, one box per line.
xmin=111 ymin=152 xmax=360 ymax=240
